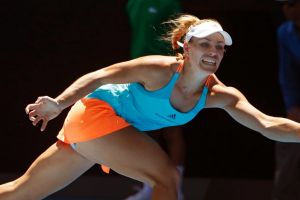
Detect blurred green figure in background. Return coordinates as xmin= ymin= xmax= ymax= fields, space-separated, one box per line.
xmin=125 ymin=0 xmax=185 ymax=199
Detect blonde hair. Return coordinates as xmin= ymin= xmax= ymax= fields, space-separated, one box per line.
xmin=162 ymin=14 xmax=220 ymax=55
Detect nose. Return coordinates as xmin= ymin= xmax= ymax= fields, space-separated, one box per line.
xmin=207 ymin=47 xmax=218 ymax=57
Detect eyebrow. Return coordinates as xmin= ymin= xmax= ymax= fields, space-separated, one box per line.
xmin=199 ymin=38 xmax=225 ymax=44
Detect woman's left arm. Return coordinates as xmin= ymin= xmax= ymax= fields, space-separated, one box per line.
xmin=214 ymin=86 xmax=300 ymax=142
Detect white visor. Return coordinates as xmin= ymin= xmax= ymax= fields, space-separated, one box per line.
xmin=177 ymin=21 xmax=232 ymax=47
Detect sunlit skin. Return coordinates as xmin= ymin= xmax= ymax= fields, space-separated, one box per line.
xmin=184 ymin=33 xmax=225 ymax=74
xmin=171 ymin=33 xmax=226 ymax=111
xmin=1 ymin=19 xmax=300 ymax=200
xmin=272 ymin=2 xmax=300 ymax=200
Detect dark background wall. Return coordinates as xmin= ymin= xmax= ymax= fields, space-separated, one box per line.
xmin=1 ymin=0 xmax=285 ymax=179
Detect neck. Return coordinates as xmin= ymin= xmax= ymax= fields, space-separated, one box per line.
xmin=177 ymin=61 xmax=209 ymax=95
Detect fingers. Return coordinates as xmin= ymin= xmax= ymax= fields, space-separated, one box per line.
xmin=25 ymin=103 xmax=34 ymax=114
xmin=35 ymin=96 xmax=42 ymax=103
xmin=30 ymin=115 xmax=49 ymax=132
xmin=25 ymin=96 xmax=55 ymax=132
xmin=28 ymin=110 xmax=37 ymax=119
xmin=25 ymin=100 xmax=48 ymax=131
xmin=25 ymin=96 xmax=47 ymax=113
xmin=31 ymin=115 xmax=42 ymax=126
xmin=41 ymin=120 xmax=48 ymax=132
xmin=25 ymin=103 xmax=41 ymax=114
xmin=35 ymin=96 xmax=46 ymax=103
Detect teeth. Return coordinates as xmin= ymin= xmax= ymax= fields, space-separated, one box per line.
xmin=202 ymin=59 xmax=216 ymax=65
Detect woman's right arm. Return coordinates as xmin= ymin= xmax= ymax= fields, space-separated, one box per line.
xmin=25 ymin=56 xmax=165 ymax=131
xmin=55 ymin=59 xmax=147 ymax=110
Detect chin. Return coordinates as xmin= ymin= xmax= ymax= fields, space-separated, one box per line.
xmin=201 ymin=65 xmax=218 ymax=74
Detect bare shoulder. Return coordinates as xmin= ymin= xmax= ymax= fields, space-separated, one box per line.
xmin=131 ymin=55 xmax=182 ymax=90
xmin=134 ymin=55 xmax=179 ymax=70
xmin=205 ymin=75 xmax=246 ymax=109
xmin=99 ymin=55 xmax=178 ymax=85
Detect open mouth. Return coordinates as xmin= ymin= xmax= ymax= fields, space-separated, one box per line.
xmin=202 ymin=58 xmax=216 ymax=66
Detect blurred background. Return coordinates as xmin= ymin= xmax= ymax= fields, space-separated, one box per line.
xmin=0 ymin=0 xmax=288 ymax=199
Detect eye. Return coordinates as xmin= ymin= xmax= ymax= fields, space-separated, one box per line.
xmin=215 ymin=44 xmax=226 ymax=53
xmin=199 ymin=42 xmax=210 ymax=48
xmin=215 ymin=44 xmax=225 ymax=51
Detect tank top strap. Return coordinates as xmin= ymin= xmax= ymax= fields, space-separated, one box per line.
xmin=192 ymin=75 xmax=211 ymax=112
xmin=176 ymin=62 xmax=184 ymax=73
xmin=164 ymin=63 xmax=184 ymax=93
xmin=204 ymin=75 xmax=212 ymax=87
xmin=194 ymin=86 xmax=209 ymax=110
xmin=140 ymin=63 xmax=183 ymax=97
xmin=159 ymin=62 xmax=183 ymax=94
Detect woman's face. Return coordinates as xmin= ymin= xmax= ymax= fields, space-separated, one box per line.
xmin=185 ymin=32 xmax=226 ymax=74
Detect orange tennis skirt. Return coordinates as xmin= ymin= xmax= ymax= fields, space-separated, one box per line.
xmin=57 ymin=98 xmax=130 ymax=144
xmin=57 ymin=98 xmax=130 ymax=174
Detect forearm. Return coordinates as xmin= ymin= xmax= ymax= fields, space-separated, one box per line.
xmin=260 ymin=116 xmax=300 ymax=142
xmin=225 ymin=99 xmax=300 ymax=143
xmin=55 ymin=71 xmax=103 ymax=110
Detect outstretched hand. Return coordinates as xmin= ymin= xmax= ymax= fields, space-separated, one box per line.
xmin=25 ymin=96 xmax=62 ymax=131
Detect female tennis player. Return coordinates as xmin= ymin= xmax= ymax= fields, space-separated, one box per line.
xmin=1 ymin=14 xmax=300 ymax=200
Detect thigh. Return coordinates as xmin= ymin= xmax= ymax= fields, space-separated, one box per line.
xmin=75 ymin=126 xmax=175 ymax=186
xmin=11 ymin=141 xmax=95 ymax=200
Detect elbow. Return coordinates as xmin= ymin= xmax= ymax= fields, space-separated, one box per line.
xmin=259 ymin=115 xmax=274 ymax=130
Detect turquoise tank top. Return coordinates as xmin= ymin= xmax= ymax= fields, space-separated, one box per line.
xmin=87 ymin=66 xmax=209 ymax=131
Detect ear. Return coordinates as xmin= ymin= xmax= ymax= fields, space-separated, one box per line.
xmin=183 ymin=42 xmax=189 ymax=52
